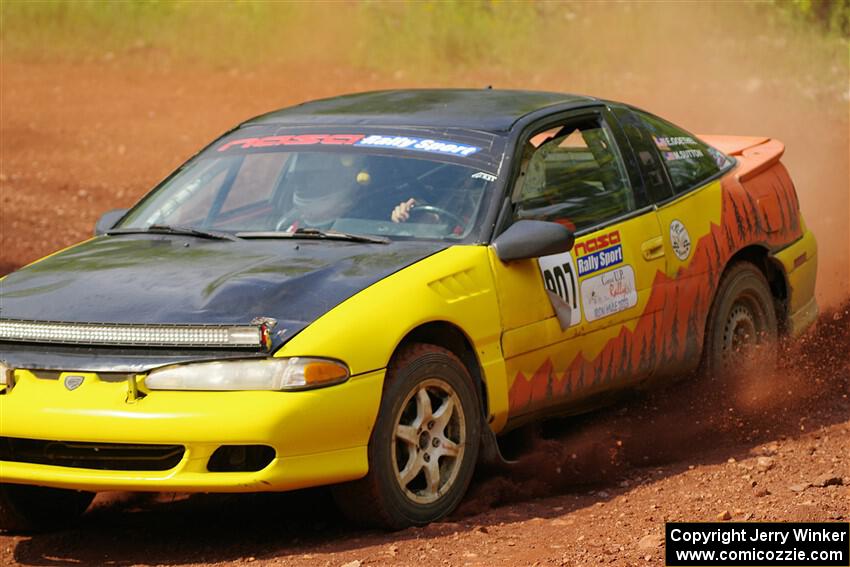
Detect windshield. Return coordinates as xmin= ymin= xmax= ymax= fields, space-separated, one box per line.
xmin=119 ymin=129 xmax=501 ymax=242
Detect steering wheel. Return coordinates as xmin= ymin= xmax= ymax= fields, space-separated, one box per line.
xmin=408 ymin=205 xmax=466 ymax=230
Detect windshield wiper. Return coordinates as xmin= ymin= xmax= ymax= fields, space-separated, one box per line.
xmin=107 ymin=224 xmax=239 ymax=241
xmin=237 ymin=227 xmax=389 ymax=244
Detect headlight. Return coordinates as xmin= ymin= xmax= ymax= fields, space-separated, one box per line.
xmin=144 ymin=357 xmax=349 ymax=391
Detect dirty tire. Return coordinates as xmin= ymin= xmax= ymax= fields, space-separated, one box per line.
xmin=333 ymin=343 xmax=481 ymax=529
xmin=702 ymin=261 xmax=778 ymax=376
xmin=0 ymin=483 xmax=94 ymax=533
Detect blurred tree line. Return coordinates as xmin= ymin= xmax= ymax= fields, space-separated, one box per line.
xmin=2 ymin=0 xmax=847 ymax=67
xmin=783 ymin=0 xmax=850 ymax=37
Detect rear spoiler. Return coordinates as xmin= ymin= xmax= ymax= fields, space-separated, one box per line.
xmin=700 ymin=135 xmax=785 ymax=181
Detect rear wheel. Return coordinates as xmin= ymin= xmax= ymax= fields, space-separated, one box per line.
xmin=0 ymin=483 xmax=94 ymax=533
xmin=333 ymin=343 xmax=481 ymax=529
xmin=703 ymin=261 xmax=778 ymax=375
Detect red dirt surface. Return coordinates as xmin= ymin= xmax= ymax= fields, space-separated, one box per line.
xmin=1 ymin=47 xmax=848 ymax=566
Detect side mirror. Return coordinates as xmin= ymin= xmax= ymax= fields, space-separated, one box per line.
xmin=492 ymin=220 xmax=574 ymax=262
xmin=94 ymin=208 xmax=129 ymax=236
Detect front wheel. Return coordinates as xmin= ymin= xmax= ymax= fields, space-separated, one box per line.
xmin=333 ymin=343 xmax=481 ymax=529
xmin=0 ymin=483 xmax=94 ymax=533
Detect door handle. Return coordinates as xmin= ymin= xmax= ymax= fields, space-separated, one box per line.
xmin=641 ymin=236 xmax=665 ymax=261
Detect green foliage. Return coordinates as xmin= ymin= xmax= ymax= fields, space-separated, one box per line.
xmin=782 ymin=0 xmax=850 ymax=37
xmin=0 ymin=0 xmax=846 ymax=70
xmin=0 ymin=0 xmax=549 ymax=70
xmin=353 ymin=0 xmax=540 ymax=71
xmin=0 ymin=0 xmax=305 ymax=64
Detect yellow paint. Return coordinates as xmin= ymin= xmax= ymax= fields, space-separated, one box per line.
xmin=0 ymin=177 xmax=820 ymax=493
xmin=773 ymin=219 xmax=818 ymax=336
xmin=0 ymin=368 xmax=384 ymax=491
xmin=275 ymin=245 xmax=508 ymax=429
xmin=0 ymin=447 xmax=367 ymax=493
xmin=492 ymin=209 xmax=667 ymax=402
xmin=655 ymin=180 xmax=724 ymax=276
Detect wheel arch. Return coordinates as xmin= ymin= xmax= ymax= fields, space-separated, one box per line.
xmin=389 ymin=321 xmax=489 ymax=419
xmin=715 ymin=245 xmax=789 ymax=333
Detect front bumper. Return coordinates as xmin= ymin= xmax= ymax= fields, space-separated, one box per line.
xmin=0 ymin=368 xmax=384 ymax=492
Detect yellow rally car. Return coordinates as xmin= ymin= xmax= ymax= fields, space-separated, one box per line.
xmin=0 ymin=90 xmax=817 ymax=530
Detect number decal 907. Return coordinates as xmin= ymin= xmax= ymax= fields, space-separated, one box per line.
xmin=538 ymin=251 xmax=582 ymax=328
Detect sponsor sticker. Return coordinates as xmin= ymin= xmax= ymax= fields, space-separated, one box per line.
xmin=574 ymin=230 xmax=624 ymax=277
xmin=471 ymin=171 xmax=497 ymax=182
xmin=355 ymin=135 xmax=480 ymax=157
xmin=538 ymin=251 xmax=582 ymax=329
xmin=217 ymin=134 xmax=365 ymax=152
xmin=708 ymin=146 xmax=731 ymax=168
xmin=577 ymin=245 xmax=624 ymax=277
xmin=670 ymin=219 xmax=692 ymax=261
xmin=217 ymin=133 xmax=481 ymax=158
xmin=580 ymin=265 xmax=638 ymax=322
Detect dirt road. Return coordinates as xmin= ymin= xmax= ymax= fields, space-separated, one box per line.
xmin=1 ymin=50 xmax=849 ymax=566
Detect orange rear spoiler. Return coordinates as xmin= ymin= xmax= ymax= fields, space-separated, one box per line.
xmin=700 ymin=134 xmax=785 ymax=181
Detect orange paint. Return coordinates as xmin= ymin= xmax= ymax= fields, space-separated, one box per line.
xmin=508 ymin=155 xmax=804 ymax=417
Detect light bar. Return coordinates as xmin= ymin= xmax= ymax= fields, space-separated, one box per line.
xmin=0 ymin=319 xmax=267 ymax=349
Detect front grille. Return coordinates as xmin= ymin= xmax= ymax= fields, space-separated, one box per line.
xmin=0 ymin=437 xmax=185 ymax=471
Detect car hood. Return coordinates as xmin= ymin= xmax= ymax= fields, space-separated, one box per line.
xmin=0 ymin=234 xmax=445 ymax=348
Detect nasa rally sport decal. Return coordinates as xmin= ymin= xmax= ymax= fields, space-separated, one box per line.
xmin=574 ymin=230 xmax=624 ymax=277
xmin=215 ymin=133 xmax=481 ymax=158
xmin=669 ymin=219 xmax=692 ymax=261
xmin=538 ymin=251 xmax=582 ymax=329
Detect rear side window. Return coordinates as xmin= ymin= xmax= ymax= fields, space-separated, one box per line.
xmin=636 ymin=111 xmax=731 ymax=194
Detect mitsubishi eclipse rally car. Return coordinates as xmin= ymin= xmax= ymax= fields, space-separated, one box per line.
xmin=0 ymin=89 xmax=817 ymax=531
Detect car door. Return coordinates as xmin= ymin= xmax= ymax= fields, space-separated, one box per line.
xmin=490 ymin=107 xmax=668 ymax=422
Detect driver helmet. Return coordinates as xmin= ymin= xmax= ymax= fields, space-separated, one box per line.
xmin=291 ymin=153 xmax=366 ymax=226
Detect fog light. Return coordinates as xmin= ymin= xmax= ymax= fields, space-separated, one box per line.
xmin=207 ymin=445 xmax=275 ymax=472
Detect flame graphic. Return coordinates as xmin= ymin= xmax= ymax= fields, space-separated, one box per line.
xmin=509 ymin=164 xmax=803 ymax=417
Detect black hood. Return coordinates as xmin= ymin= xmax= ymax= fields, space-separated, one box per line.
xmin=0 ymin=234 xmax=443 ymax=365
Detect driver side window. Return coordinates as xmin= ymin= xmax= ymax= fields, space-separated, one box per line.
xmin=512 ymin=116 xmax=635 ymax=232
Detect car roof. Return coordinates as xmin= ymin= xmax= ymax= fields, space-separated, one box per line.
xmin=244 ymin=89 xmax=601 ymax=133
